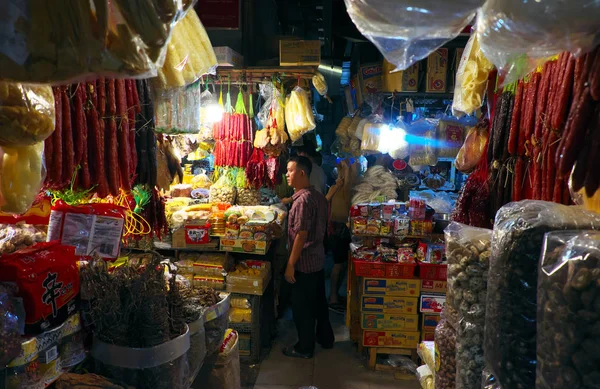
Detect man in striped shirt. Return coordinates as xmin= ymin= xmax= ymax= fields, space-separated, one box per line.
xmin=283 ymin=156 xmax=334 ymax=359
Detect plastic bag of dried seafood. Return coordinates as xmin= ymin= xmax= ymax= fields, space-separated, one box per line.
xmin=484 ymin=201 xmax=600 ymax=389
xmin=536 ymin=230 xmax=600 ymax=389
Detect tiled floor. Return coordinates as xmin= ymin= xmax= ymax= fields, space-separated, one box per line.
xmin=253 ymin=314 xmax=421 ymax=389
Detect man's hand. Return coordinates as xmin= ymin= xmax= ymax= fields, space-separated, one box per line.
xmin=281 ymin=197 xmax=293 ymax=205
xmin=285 ymin=263 xmax=296 ymax=284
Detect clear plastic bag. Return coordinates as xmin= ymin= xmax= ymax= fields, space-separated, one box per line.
xmin=408 ymin=118 xmax=438 ymax=166
xmin=455 ymin=119 xmax=489 ymax=173
xmin=445 ymin=222 xmax=491 ymax=389
xmin=360 ymin=122 xmax=385 ymax=153
xmin=484 ymin=201 xmax=600 ymax=389
xmin=153 ymin=81 xmax=202 ymax=134
xmin=285 ymin=86 xmax=316 ymax=142
xmin=435 ymin=310 xmax=457 ymax=389
xmin=344 ymin=0 xmax=483 ymax=70
xmin=0 ymin=0 xmax=193 ymax=84
xmin=0 ymin=223 xmax=47 ymax=255
xmin=312 ymin=72 xmax=328 ymax=96
xmin=0 ymin=283 xmax=21 ymax=367
xmin=417 ymin=365 xmax=434 ymax=389
xmin=0 ymin=81 xmax=55 ymax=147
xmin=154 ymin=9 xmax=217 ymax=89
xmin=437 ymin=117 xmax=467 ymax=158
xmin=476 ymin=0 xmax=600 ymax=84
xmin=209 ymin=175 xmax=237 ymax=204
xmin=1 ymin=142 xmax=46 ymax=214
xmin=537 ymin=230 xmax=600 ymax=389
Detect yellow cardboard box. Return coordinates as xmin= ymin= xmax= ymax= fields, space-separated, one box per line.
xmin=361 ymin=295 xmax=419 ymax=314
xmin=358 ymin=63 xmax=383 ymax=97
xmin=426 ymin=48 xmax=448 ymax=93
xmin=361 ymin=313 xmax=419 ymax=331
xmin=421 ymin=279 xmax=447 ymax=294
xmin=279 ymin=40 xmax=321 ymax=66
xmin=362 ymin=278 xmax=420 ymax=297
xmin=382 ymin=60 xmax=419 ymax=92
xmin=363 ymin=330 xmax=420 ymax=348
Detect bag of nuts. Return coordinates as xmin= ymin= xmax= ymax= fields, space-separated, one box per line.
xmin=484 ymin=201 xmax=600 ymax=389
xmin=435 ymin=309 xmax=456 ymax=389
xmin=537 ymin=230 xmax=600 ymax=389
xmin=445 ymin=221 xmax=492 ymax=389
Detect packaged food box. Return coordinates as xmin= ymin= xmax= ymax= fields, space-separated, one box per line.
xmin=220 ymin=238 xmax=270 ymax=255
xmin=421 ymin=279 xmax=447 ymax=294
xmin=214 ymin=46 xmax=244 ymax=67
xmin=361 ymin=313 xmax=419 ymax=331
xmin=421 ymin=313 xmax=441 ymax=329
xmin=421 ymin=330 xmax=435 ymax=342
xmin=361 ymin=295 xmax=419 ymax=314
xmin=226 ymin=261 xmax=271 ymax=295
xmin=426 ymin=48 xmax=448 ymax=93
xmin=358 ymin=63 xmax=383 ymax=97
xmin=420 ymin=294 xmax=446 ymax=313
xmin=362 ymin=278 xmax=420 ymax=297
xmin=362 ymin=330 xmax=420 ymax=348
xmin=382 ymin=59 xmax=419 ymax=92
xmin=192 ymin=275 xmax=226 ymax=290
xmin=280 ymin=40 xmax=321 ymax=66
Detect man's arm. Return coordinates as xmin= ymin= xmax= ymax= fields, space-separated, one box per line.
xmin=285 ymin=231 xmax=308 ymax=283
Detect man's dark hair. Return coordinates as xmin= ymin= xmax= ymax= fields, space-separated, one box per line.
xmin=288 ymin=155 xmax=313 ymax=176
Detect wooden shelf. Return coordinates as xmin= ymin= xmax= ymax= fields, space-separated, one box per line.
xmin=215 ymin=66 xmax=317 ymax=80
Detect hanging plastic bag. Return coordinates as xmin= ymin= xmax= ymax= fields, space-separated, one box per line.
xmin=154 ymin=9 xmax=217 ymax=89
xmin=537 ymin=230 xmax=600 ymax=389
xmin=1 ymin=142 xmax=45 ymax=214
xmin=285 ymin=86 xmax=316 ymax=142
xmin=455 ymin=119 xmax=489 ymax=173
xmin=408 ymin=118 xmax=438 ymax=166
xmin=344 ymin=0 xmax=483 ymax=70
xmin=437 ymin=117 xmax=468 ymax=158
xmin=0 ymin=81 xmax=55 ymax=147
xmin=0 ymin=0 xmax=191 ymax=83
xmin=476 ymin=0 xmax=600 ymax=84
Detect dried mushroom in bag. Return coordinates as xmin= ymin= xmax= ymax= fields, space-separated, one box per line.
xmin=484 ymin=200 xmax=600 ymax=389
xmin=435 ymin=309 xmax=456 ymax=389
xmin=537 ymin=231 xmax=600 ymax=389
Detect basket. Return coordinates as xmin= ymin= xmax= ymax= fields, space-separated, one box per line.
xmin=385 ymin=262 xmax=417 ymax=278
xmin=417 ymin=263 xmax=447 ymax=281
xmin=354 ymin=259 xmax=416 ymax=279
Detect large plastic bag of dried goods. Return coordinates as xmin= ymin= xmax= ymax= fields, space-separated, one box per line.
xmin=153 ymin=81 xmax=202 ymax=134
xmin=344 ymin=0 xmax=483 ymax=70
xmin=154 ymin=9 xmax=217 ymax=89
xmin=445 ymin=222 xmax=492 ymax=389
xmin=436 ymin=117 xmax=469 ymax=159
xmin=452 ymin=34 xmax=494 ymax=117
xmin=476 ymin=0 xmax=600 ymax=83
xmin=206 ymin=329 xmax=241 ymax=389
xmin=435 ymin=309 xmax=456 ymax=389
xmin=210 ymin=175 xmax=237 ymax=205
xmin=455 ymin=119 xmax=489 ymax=173
xmin=360 ymin=122 xmax=386 ymax=154
xmin=0 ymin=81 xmax=55 ymax=147
xmin=484 ymin=201 xmax=600 ymax=389
xmin=1 ymin=142 xmax=45 ymax=214
xmin=537 ymin=231 xmax=600 ymax=389
xmin=408 ymin=118 xmax=438 ymax=167
xmin=0 ymin=0 xmax=190 ymax=83
xmin=285 ymin=87 xmax=316 ymax=143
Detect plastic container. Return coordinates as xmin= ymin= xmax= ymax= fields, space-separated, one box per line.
xmin=204 ymin=293 xmax=231 ymax=356
xmin=188 ymin=316 xmax=207 ymax=384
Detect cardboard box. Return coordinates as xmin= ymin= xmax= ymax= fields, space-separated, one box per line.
xmin=421 ymin=330 xmax=435 ymax=342
xmin=220 ymin=238 xmax=270 ymax=255
xmin=358 ymin=63 xmax=383 ymax=97
xmin=362 ymin=278 xmax=420 ymax=297
xmin=421 ymin=313 xmax=441 ymax=329
xmin=239 ymin=334 xmax=251 ymax=356
xmin=172 ymin=227 xmax=217 ymax=249
xmin=382 ymin=60 xmax=419 ymax=92
xmin=361 ymin=295 xmax=419 ymax=314
xmin=421 ymin=279 xmax=447 ymax=294
xmin=426 ymin=49 xmax=448 ymax=93
xmin=214 ymin=46 xmax=244 ymax=67
xmin=420 ymin=294 xmax=446 ymax=313
xmin=362 ymin=330 xmax=420 ymax=348
xmin=226 ymin=261 xmax=272 ymax=295
xmin=361 ymin=313 xmax=419 ymax=331
xmin=279 ymin=40 xmax=321 ymax=66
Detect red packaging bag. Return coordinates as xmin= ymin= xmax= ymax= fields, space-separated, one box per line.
xmin=46 ymin=200 xmax=126 ymax=259
xmin=0 ymin=242 xmax=80 ymax=335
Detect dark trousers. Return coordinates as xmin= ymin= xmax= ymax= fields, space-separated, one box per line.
xmin=290 ymin=269 xmax=334 ymax=355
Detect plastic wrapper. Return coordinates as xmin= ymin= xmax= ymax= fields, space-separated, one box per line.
xmin=312 ymin=72 xmax=328 ymax=96
xmin=435 ymin=310 xmax=457 ymax=389
xmin=484 ymin=201 xmax=600 ymax=389
xmin=536 ymin=231 xmax=600 ymax=389
xmin=236 ymin=188 xmax=262 ymax=206
xmin=437 ymin=118 xmax=467 ymax=158
xmin=285 ymin=86 xmax=316 ymax=143
xmin=0 ymin=0 xmax=192 ymax=83
xmin=445 ymin=222 xmax=491 ymax=389
xmin=153 ymin=81 xmax=202 ymax=134
xmin=0 ymin=81 xmax=55 ymax=147
xmin=0 ymin=142 xmax=45 ymax=214
xmin=206 ymin=330 xmax=241 ymax=389
xmin=344 ymin=0 xmax=483 ymax=71
xmin=204 ymin=294 xmax=231 ymax=356
xmin=92 ymin=325 xmax=191 ymax=389
xmin=417 ymin=341 xmax=436 ymax=373
xmin=360 ymin=122 xmax=385 ymax=153
xmin=455 ymin=119 xmax=489 ymax=173
xmin=417 ymin=365 xmax=434 ymax=389
xmin=188 ymin=316 xmax=207 ymax=382
xmin=452 ymin=34 xmax=494 ymax=116
xmin=210 ymin=175 xmax=237 ymax=204
xmin=408 ymin=119 xmax=438 ymax=167
xmin=177 ymin=252 xmax=231 ymax=277
xmin=0 ymin=223 xmax=46 ymax=255
xmin=0 ymin=283 xmax=21 ymax=367
xmin=154 ymin=9 xmax=217 ymax=89
xmin=476 ymin=0 xmax=600 ymax=84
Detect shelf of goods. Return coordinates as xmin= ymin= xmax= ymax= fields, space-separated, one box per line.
xmin=228 ymin=293 xmax=262 ymax=363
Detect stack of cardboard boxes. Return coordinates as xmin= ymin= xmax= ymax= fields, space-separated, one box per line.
xmin=418 ymin=271 xmax=447 ymax=341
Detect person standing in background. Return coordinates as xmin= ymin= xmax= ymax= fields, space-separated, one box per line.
xmin=283 ymin=156 xmax=334 ymax=359
xmin=296 ymin=142 xmax=327 ymax=194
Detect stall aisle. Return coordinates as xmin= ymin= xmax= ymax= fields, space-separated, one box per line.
xmin=254 ymin=314 xmax=421 ymax=389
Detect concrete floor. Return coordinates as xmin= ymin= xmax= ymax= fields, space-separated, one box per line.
xmin=253 ymin=313 xmax=421 ymax=389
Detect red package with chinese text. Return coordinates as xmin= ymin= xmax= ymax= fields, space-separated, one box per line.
xmin=47 ymin=200 xmax=126 ymax=259
xmin=0 ymin=242 xmax=80 ymax=335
